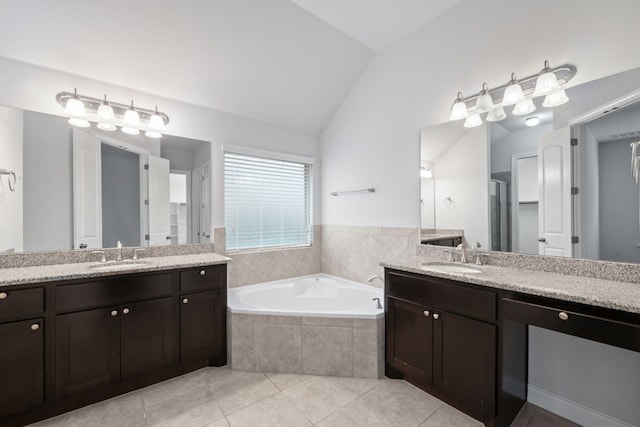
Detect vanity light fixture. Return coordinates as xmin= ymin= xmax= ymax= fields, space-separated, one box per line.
xmin=448 ymin=61 xmax=576 ymax=127
xmin=56 ymin=90 xmax=170 ymax=138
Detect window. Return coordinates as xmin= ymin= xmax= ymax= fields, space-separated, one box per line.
xmin=224 ymin=152 xmax=313 ymax=251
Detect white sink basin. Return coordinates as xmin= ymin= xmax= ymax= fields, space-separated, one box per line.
xmin=420 ymin=262 xmax=482 ymax=274
xmin=89 ymin=260 xmax=150 ymax=271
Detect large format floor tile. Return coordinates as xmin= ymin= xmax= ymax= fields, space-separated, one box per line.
xmin=27 ymin=367 xmax=582 ymax=427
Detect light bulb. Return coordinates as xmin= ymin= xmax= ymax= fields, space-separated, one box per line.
xmin=145 ymin=130 xmax=162 ymax=139
xmin=503 ymin=73 xmax=525 ymax=106
xmin=420 ymin=166 xmax=433 ymax=179
xmin=64 ymin=89 xmax=87 ymax=119
xmin=450 ymin=92 xmax=468 ymax=121
xmin=542 ymin=88 xmax=569 ymax=107
xmin=148 ymin=106 xmax=165 ymax=131
xmin=97 ymin=95 xmax=116 ymax=131
xmin=68 ymin=117 xmax=90 ymax=128
xmin=475 ymin=83 xmax=494 ymax=113
xmin=464 ymin=113 xmax=483 ymax=128
xmin=534 ymin=60 xmax=561 ymax=96
xmin=123 ymin=101 xmax=141 ymax=127
xmin=486 ymin=105 xmax=506 ymax=122
xmin=525 ymin=117 xmax=540 ymax=127
xmin=513 ymin=98 xmax=536 ymax=116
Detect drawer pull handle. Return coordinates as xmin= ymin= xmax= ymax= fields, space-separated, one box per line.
xmin=0 ymin=292 xmax=7 ymax=299
xmin=111 ymin=310 xmax=118 ymax=317
xmin=423 ymin=310 xmax=430 ymax=317
xmin=200 ymin=270 xmax=206 ymax=276
xmin=433 ymin=313 xmax=440 ymax=320
xmin=183 ymin=298 xmax=189 ymax=304
xmin=123 ymin=308 xmax=130 ymax=315
xmin=558 ymin=312 xmax=569 ymax=321
xmin=30 ymin=323 xmax=40 ymax=331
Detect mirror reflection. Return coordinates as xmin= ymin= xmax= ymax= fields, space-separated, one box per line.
xmin=0 ymin=107 xmax=212 ymax=253
xmin=420 ymin=67 xmax=640 ymax=263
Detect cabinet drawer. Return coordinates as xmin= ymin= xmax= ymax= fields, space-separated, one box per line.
xmin=387 ymin=271 xmax=496 ymax=322
xmin=0 ymin=288 xmax=44 ymax=321
xmin=180 ymin=265 xmax=224 ymax=293
xmin=502 ymin=298 xmax=640 ymax=353
xmin=56 ymin=273 xmax=173 ymax=312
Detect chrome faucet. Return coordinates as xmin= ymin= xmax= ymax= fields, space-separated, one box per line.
xmin=116 ymin=241 xmax=123 ymax=261
xmin=367 ymin=275 xmax=384 ymax=286
xmin=456 ymin=243 xmax=468 ymax=263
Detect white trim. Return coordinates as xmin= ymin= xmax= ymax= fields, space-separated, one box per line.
xmin=568 ymin=88 xmax=640 ymax=127
xmin=528 ymin=384 xmax=636 ymax=427
xmin=92 ymin=131 xmax=151 ymax=155
xmin=510 ymin=151 xmax=538 ymax=253
xmin=224 ymin=143 xmax=315 ymax=165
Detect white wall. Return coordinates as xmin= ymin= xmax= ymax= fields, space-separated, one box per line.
xmin=0 ymin=106 xmax=23 ymax=252
xmin=433 ymin=125 xmax=489 ymax=248
xmin=582 ymin=126 xmax=600 ymax=260
xmin=0 ymin=57 xmax=321 ymax=230
xmin=490 ymin=123 xmax=552 ymax=173
xmin=321 ymin=0 xmax=640 ymax=228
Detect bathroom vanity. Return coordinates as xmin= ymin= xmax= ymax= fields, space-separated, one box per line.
xmin=383 ymin=260 xmax=640 ymax=427
xmin=0 ymin=254 xmax=228 ymax=427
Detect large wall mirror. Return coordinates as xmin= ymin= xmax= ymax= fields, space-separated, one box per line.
xmin=0 ymin=106 xmax=213 ymax=253
xmin=420 ymin=66 xmax=640 ymax=263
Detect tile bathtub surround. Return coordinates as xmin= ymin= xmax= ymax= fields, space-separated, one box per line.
xmin=228 ymin=311 xmax=384 ymax=379
xmin=417 ymin=242 xmax=640 ymax=284
xmin=0 ymin=243 xmax=217 ymax=269
xmin=322 ymin=225 xmax=419 ymax=286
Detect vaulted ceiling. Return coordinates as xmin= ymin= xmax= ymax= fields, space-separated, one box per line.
xmin=0 ymin=0 xmax=457 ymax=134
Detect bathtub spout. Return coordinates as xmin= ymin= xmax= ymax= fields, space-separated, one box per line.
xmin=372 ymin=297 xmax=382 ymax=309
xmin=367 ymin=275 xmax=384 ymax=285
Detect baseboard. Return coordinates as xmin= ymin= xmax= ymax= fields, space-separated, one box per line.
xmin=528 ymin=384 xmax=636 ymax=427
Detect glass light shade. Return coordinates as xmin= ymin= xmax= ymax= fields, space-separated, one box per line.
xmin=534 ymin=70 xmax=560 ymax=96
xmin=97 ymin=122 xmax=117 ymax=131
xmin=513 ymin=98 xmax=536 ymax=115
xmin=420 ymin=166 xmax=433 ymax=179
xmin=123 ymin=106 xmax=141 ymax=127
xmin=121 ymin=126 xmax=140 ymax=135
xmin=68 ymin=117 xmax=90 ymax=128
xmin=542 ymin=88 xmax=569 ymax=107
xmin=486 ymin=105 xmax=506 ymax=122
xmin=145 ymin=130 xmax=162 ymax=139
xmin=503 ymin=82 xmax=525 ymax=106
xmin=148 ymin=113 xmax=165 ymax=131
xmin=64 ymin=97 xmax=87 ymax=118
xmin=463 ymin=113 xmax=483 ymax=128
xmin=97 ymin=103 xmax=115 ymax=122
xmin=450 ymin=93 xmax=468 ymax=120
xmin=475 ymin=85 xmax=494 ymax=112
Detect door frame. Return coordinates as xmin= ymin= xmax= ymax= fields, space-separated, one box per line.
xmin=169 ymin=169 xmax=192 ymax=244
xmin=510 ymin=151 xmax=538 ymax=254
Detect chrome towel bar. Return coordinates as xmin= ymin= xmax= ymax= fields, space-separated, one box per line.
xmin=0 ymin=168 xmax=16 ymax=191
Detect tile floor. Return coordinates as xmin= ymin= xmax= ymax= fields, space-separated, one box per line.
xmin=28 ymin=367 xmax=578 ymax=427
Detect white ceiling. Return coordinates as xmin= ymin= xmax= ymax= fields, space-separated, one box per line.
xmin=289 ymin=0 xmax=460 ymax=51
xmin=0 ymin=0 xmax=381 ymax=133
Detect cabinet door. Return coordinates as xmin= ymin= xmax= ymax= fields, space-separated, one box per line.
xmin=121 ymin=297 xmax=174 ymax=379
xmin=386 ymin=296 xmax=433 ymax=384
xmin=180 ymin=290 xmax=223 ymax=363
xmin=56 ymin=308 xmax=120 ymax=399
xmin=433 ymin=310 xmax=496 ymax=420
xmin=0 ymin=319 xmax=44 ymax=418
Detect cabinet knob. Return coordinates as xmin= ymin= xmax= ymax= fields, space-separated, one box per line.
xmin=111 ymin=310 xmax=118 ymax=317
xmin=30 ymin=323 xmax=40 ymax=331
xmin=200 ymin=270 xmax=206 ymax=276
xmin=558 ymin=311 xmax=569 ymax=321
xmin=423 ymin=310 xmax=430 ymax=317
xmin=182 ymin=298 xmax=189 ymax=304
xmin=0 ymin=292 xmax=7 ymax=299
xmin=123 ymin=308 xmax=130 ymax=314
xmin=433 ymin=313 xmax=440 ymax=320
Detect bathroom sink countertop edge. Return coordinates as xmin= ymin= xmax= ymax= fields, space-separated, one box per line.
xmin=382 ymin=256 xmax=640 ymax=315
xmin=0 ymin=252 xmax=231 ymax=287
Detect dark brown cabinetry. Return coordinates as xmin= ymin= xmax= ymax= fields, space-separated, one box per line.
xmin=385 ymin=269 xmax=496 ymax=422
xmin=1 ymin=262 xmax=227 ymax=427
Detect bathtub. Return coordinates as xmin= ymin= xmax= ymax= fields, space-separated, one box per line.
xmin=228 ymin=273 xmax=384 ymax=318
xmin=227 ymin=274 xmax=385 ymax=378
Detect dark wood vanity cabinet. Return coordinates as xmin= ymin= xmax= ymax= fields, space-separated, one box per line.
xmin=1 ymin=262 xmax=227 ymax=427
xmin=385 ymin=269 xmax=496 ymax=422
xmin=0 ymin=287 xmax=45 ymax=419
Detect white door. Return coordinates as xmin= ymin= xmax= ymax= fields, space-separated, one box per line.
xmin=147 ymin=155 xmax=171 ymax=246
xmin=72 ymin=129 xmax=102 ymax=250
xmin=538 ymin=127 xmax=572 ymax=257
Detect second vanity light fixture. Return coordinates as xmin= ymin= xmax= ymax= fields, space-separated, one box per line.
xmin=449 ymin=61 xmax=577 ymax=128
xmin=56 ymin=89 xmax=169 ymax=138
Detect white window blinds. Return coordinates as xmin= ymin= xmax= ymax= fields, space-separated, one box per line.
xmin=224 ymin=152 xmax=313 ymax=251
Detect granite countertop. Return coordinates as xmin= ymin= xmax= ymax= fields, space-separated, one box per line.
xmin=382 ymin=256 xmax=640 ymax=315
xmin=0 ymin=253 xmax=231 ymax=287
